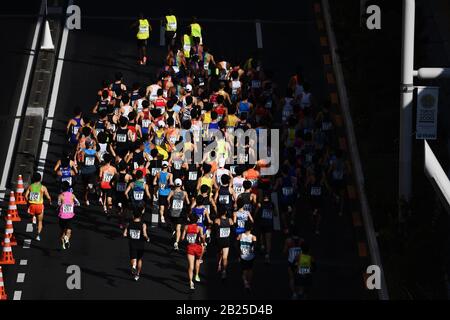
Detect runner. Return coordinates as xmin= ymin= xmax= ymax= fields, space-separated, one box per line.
xmin=77 ymin=139 xmax=100 ymax=206
xmin=295 ymin=242 xmax=315 ymax=299
xmin=189 ymin=17 xmax=203 ymax=46
xmin=66 ymin=107 xmax=84 ymax=146
xmin=214 ymin=174 xmax=236 ymax=219
xmin=167 ymin=178 xmax=190 ymax=250
xmin=123 ymin=204 xmax=150 ymax=281
xmin=256 ymin=192 xmax=276 ymax=264
xmin=181 ymin=214 xmax=205 ymax=290
xmin=153 ymin=161 xmax=173 ymax=223
xmin=25 ymin=172 xmax=52 ymax=241
xmin=132 ymin=13 xmax=152 ymax=65
xmin=214 ymin=207 xmax=233 ymax=279
xmin=125 ymin=170 xmax=151 ymax=210
xmin=284 ymin=228 xmax=304 ymax=299
xmin=274 ymin=165 xmax=297 ymax=232
xmin=233 ymin=198 xmax=254 ymax=236
xmin=164 ymin=10 xmax=177 ymax=50
xmin=57 ymin=181 xmax=80 ymax=250
xmin=237 ymin=221 xmax=257 ymax=292
xmin=115 ymin=161 xmax=133 ymax=229
xmin=99 ymin=153 xmax=117 ymax=215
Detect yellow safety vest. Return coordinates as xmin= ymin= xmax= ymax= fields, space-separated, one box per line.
xmin=190 ymin=23 xmax=202 ymax=38
xmin=137 ymin=19 xmax=150 ymax=40
xmin=165 ymin=15 xmax=177 ymax=32
xmin=183 ymin=34 xmax=192 ymax=58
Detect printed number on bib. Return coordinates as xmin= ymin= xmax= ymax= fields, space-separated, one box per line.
xmin=220 ymin=227 xmax=230 ymax=238
xmin=311 ymin=187 xmax=322 ymax=196
xmin=282 ymin=187 xmax=294 ymax=197
xmin=262 ymin=209 xmax=273 ymax=219
xmin=186 ymin=233 xmax=196 ymax=244
xmin=152 ymin=168 xmax=161 ymax=176
xmin=62 ymin=204 xmax=74 ymax=213
xmin=117 ymin=134 xmax=127 ymax=143
xmin=134 ymin=191 xmax=144 ymax=201
xmin=129 ymin=229 xmax=141 ymax=240
xmin=116 ymin=183 xmax=126 ymax=192
xmin=62 ymin=177 xmax=72 ymax=185
xmin=172 ymin=200 xmax=183 ymax=210
xmin=189 ymin=172 xmax=197 ymax=180
xmin=322 ymin=122 xmax=332 ymax=131
xmin=103 ymin=173 xmax=113 ymax=183
xmin=29 ymin=192 xmax=40 ymax=202
xmin=219 ymin=195 xmax=230 ymax=205
xmin=85 ymin=157 xmax=95 ymax=166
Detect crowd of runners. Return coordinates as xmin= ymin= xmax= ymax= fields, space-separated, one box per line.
xmin=23 ymin=12 xmax=348 ymax=299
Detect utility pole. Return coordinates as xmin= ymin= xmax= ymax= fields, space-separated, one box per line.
xmin=399 ymin=0 xmax=415 ymax=222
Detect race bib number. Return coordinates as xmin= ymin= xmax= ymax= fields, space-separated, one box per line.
xmin=219 ymin=227 xmax=230 ymax=238
xmin=152 ymin=168 xmax=161 ymax=176
xmin=139 ymin=26 xmax=149 ymax=33
xmin=252 ymin=80 xmax=261 ymax=89
xmin=29 ymin=192 xmax=40 ymax=202
xmin=282 ymin=187 xmax=294 ymax=197
xmin=241 ymin=245 xmax=250 ymax=256
xmin=219 ymin=195 xmax=229 ymax=205
xmin=234 ymin=186 xmax=244 ymax=195
xmin=169 ymin=136 xmax=177 ymax=144
xmin=262 ymin=208 xmax=273 ymax=219
xmin=133 ymin=191 xmax=144 ymax=201
xmin=311 ymin=187 xmax=322 ymax=196
xmin=172 ymin=199 xmax=183 ymax=210
xmin=103 ymin=173 xmax=113 ymax=183
xmin=168 ymin=22 xmax=177 ymax=30
xmin=72 ymin=126 xmax=79 ymax=136
xmin=188 ymin=171 xmax=198 ymax=181
xmin=322 ymin=121 xmax=332 ymax=131
xmin=186 ymin=233 xmax=197 ymax=244
xmin=62 ymin=204 xmax=74 ymax=213
xmin=96 ymin=128 xmax=104 ymax=136
xmin=85 ymin=157 xmax=95 ymax=166
xmin=142 ymin=119 xmax=151 ymax=128
xmin=174 ymin=161 xmax=182 ymax=170
xmin=204 ymin=205 xmax=210 ymax=214
xmin=197 ymin=214 xmax=203 ymax=224
xmin=238 ymin=219 xmax=245 ymax=228
xmin=116 ymin=182 xmax=126 ymax=192
xmin=129 ymin=229 xmax=141 ymax=240
xmin=117 ymin=134 xmax=127 ymax=143
xmin=299 ymin=267 xmax=311 ymax=275
xmin=183 ymin=45 xmax=191 ymax=52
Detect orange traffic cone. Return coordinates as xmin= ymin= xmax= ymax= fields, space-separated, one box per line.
xmin=0 ymin=266 xmax=7 ymax=300
xmin=2 ymin=215 xmax=17 ymax=247
xmin=0 ymin=237 xmax=15 ymax=265
xmin=6 ymin=191 xmax=21 ymax=222
xmin=15 ymin=175 xmax=26 ymax=205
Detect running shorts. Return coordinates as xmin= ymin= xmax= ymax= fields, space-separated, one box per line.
xmin=28 ymin=204 xmax=44 ymax=215
xmin=59 ymin=217 xmax=73 ymax=230
xmin=187 ymin=244 xmax=203 ymax=259
xmin=240 ymin=258 xmax=254 ymax=270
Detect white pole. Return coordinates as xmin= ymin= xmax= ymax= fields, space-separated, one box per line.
xmin=399 ymin=0 xmax=415 ymax=220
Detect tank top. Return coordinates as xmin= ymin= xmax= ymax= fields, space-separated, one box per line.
xmin=100 ymin=167 xmax=115 ymax=189
xmin=233 ymin=177 xmax=245 ymax=197
xmin=238 ymin=192 xmax=252 ymax=213
xmin=217 ymin=217 xmax=231 ymax=240
xmin=116 ymin=172 xmax=127 ymax=193
xmin=239 ymin=233 xmax=255 ymax=261
xmin=115 ymin=127 xmax=129 ymax=148
xmin=281 ymin=176 xmax=295 ymax=200
xmin=260 ymin=201 xmax=274 ymax=224
xmin=82 ymin=149 xmax=97 ymax=174
xmin=218 ymin=185 xmax=232 ymax=209
xmin=186 ymin=224 xmax=200 ymax=245
xmin=128 ymin=220 xmax=144 ymax=241
xmin=132 ymin=179 xmax=146 ymax=201
xmin=192 ymin=207 xmax=205 ymax=229
xmin=60 ymin=165 xmax=72 ymax=186
xmin=158 ymin=171 xmax=171 ymax=196
xmin=170 ymin=190 xmax=184 ymax=217
xmin=29 ymin=183 xmax=43 ymax=204
xmin=70 ymin=118 xmax=82 ymax=143
xmin=59 ymin=192 xmax=75 ymax=219
xmin=298 ymin=254 xmax=312 ymax=275
xmin=235 ymin=210 xmax=250 ymax=234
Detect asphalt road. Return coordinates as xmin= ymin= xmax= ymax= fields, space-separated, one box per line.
xmin=3 ymin=0 xmax=370 ymax=300
xmin=0 ymin=2 xmax=41 ymax=188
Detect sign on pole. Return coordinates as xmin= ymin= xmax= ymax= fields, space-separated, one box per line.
xmin=416 ymin=86 xmax=439 ymax=140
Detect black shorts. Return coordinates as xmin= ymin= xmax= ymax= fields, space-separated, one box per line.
xmin=137 ymin=39 xmax=148 ymax=48
xmin=259 ymin=222 xmax=273 ymax=234
xmin=240 ymin=258 xmax=254 ymax=271
xmin=169 ymin=215 xmax=183 ymax=226
xmin=81 ymin=173 xmax=96 ymax=186
xmin=59 ymin=217 xmax=73 ymax=230
xmin=165 ymin=31 xmax=176 ymax=42
xmin=331 ymin=178 xmax=345 ymax=192
xmin=158 ymin=195 xmax=169 ymax=206
xmin=129 ymin=242 xmax=145 ymax=260
xmin=216 ymin=239 xmax=230 ymax=250
xmin=295 ymin=274 xmax=312 ymax=287
xmin=101 ymin=188 xmax=114 ymax=199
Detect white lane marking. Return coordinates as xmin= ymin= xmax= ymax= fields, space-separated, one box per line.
xmin=23 ymin=239 xmax=31 ymax=249
xmin=0 ymin=1 xmax=45 ymax=192
xmin=13 ymin=291 xmax=22 ymax=300
xmin=20 ymin=259 xmax=28 ymax=266
xmin=160 ymin=20 xmax=165 ymax=46
xmin=255 ymin=21 xmax=263 ymax=49
xmin=26 ymin=223 xmax=33 ymax=232
xmin=37 ymin=0 xmax=72 ymax=174
xmin=17 ymin=273 xmax=25 ymax=283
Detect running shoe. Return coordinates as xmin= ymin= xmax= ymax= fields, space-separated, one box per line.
xmin=85 ymin=200 xmax=90 ymax=206
xmin=32 ymin=216 xmax=37 ymax=225
xmin=190 ymin=281 xmax=195 ymax=290
xmin=131 ymin=266 xmax=138 ymax=276
xmin=194 ymin=275 xmax=201 ymax=283
xmin=173 ymin=242 xmax=179 ymax=251
xmin=172 ymin=230 xmax=176 ymax=238
xmin=134 ymin=275 xmax=140 ymax=281
xmin=35 ymin=234 xmax=41 ymax=241
xmin=61 ymin=239 xmax=66 ymax=250
xmin=160 ymin=216 xmax=166 ymax=224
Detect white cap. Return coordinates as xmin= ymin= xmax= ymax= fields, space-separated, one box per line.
xmin=158 ymin=120 xmax=165 ymax=128
xmin=175 ymin=178 xmax=182 ymax=186
xmin=162 ymin=161 xmax=169 ymax=167
xmin=185 ymin=84 xmax=193 ymax=92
